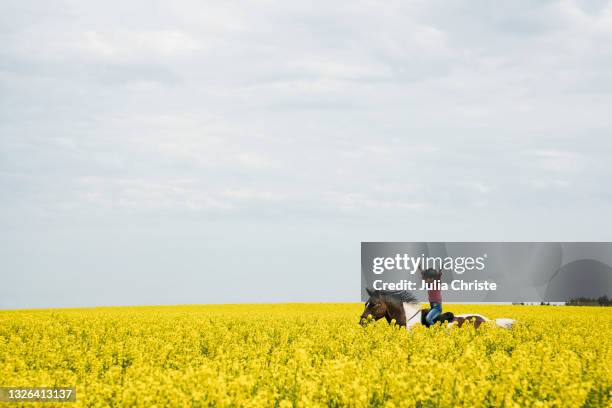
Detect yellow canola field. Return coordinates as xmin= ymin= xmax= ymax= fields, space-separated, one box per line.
xmin=0 ymin=304 xmax=610 ymax=407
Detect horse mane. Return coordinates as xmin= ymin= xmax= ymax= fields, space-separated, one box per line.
xmin=376 ymin=290 xmax=418 ymax=304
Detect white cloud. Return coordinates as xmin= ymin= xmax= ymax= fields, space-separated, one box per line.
xmin=77 ymin=30 xmax=201 ymax=61
xmin=456 ymin=181 xmax=491 ymax=194
xmin=523 ymin=150 xmax=584 ymax=173
xmin=223 ymin=189 xmax=285 ymax=202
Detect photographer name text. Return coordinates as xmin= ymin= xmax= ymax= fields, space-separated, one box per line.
xmin=372 ymin=279 xmax=497 ymax=291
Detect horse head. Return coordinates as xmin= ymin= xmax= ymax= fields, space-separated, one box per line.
xmin=360 ymin=288 xmax=390 ymax=326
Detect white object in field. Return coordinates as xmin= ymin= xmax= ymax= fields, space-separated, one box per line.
xmin=494 ymin=318 xmax=515 ymax=329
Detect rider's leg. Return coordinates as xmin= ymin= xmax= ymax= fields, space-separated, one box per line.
xmin=425 ymin=303 xmax=442 ymax=326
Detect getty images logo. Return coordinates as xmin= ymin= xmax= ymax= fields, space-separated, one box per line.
xmin=372 ymin=254 xmax=487 ymax=275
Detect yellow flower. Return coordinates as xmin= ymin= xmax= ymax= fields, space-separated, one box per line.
xmin=0 ymin=304 xmax=609 ymax=407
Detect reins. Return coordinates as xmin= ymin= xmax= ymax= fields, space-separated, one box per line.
xmin=406 ymin=308 xmax=421 ymax=324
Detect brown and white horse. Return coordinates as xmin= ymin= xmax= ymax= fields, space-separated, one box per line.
xmin=359 ymin=289 xmax=515 ymax=329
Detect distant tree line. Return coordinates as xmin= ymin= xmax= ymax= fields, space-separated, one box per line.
xmin=512 ymin=296 xmax=611 ymax=306
xmin=566 ymin=296 xmax=611 ymax=306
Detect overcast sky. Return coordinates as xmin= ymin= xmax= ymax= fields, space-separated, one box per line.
xmin=2 ymin=0 xmax=612 ymax=308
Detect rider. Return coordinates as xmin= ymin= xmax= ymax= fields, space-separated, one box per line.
xmin=421 ymin=267 xmax=443 ymax=326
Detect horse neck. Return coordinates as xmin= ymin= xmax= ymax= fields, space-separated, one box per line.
xmin=384 ymin=300 xmax=406 ymax=327
xmin=402 ymin=302 xmax=422 ymax=329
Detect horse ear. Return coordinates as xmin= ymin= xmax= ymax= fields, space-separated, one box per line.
xmin=366 ymin=288 xmax=374 ymax=297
